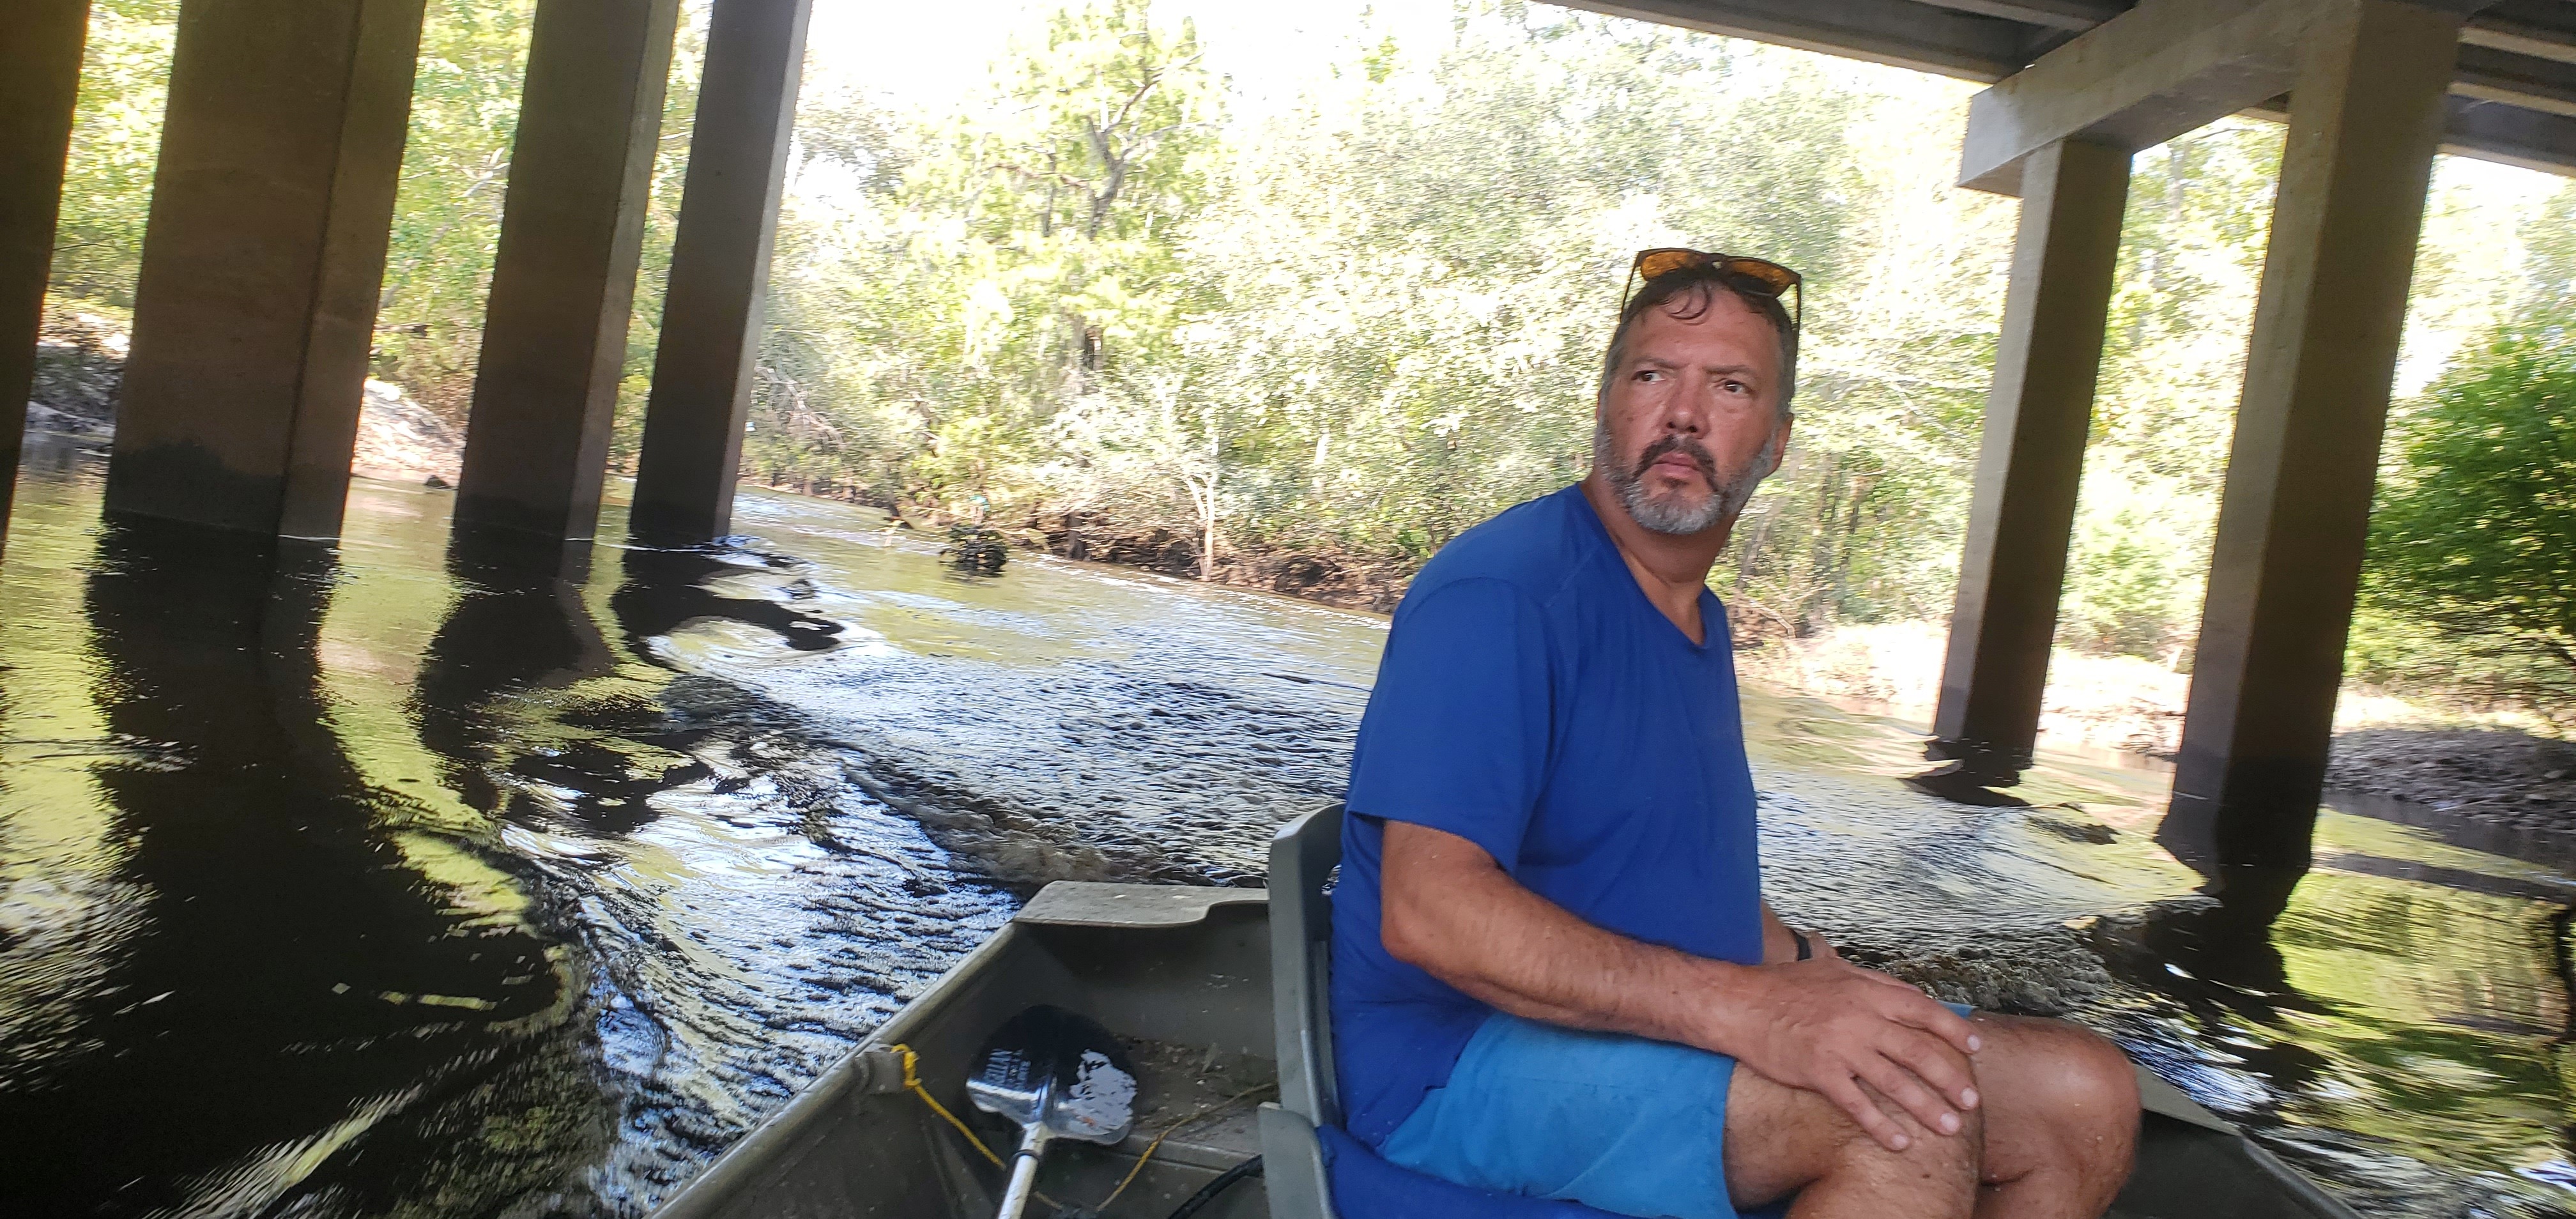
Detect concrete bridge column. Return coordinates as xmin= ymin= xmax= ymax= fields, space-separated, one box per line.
xmin=2160 ymin=0 xmax=2464 ymax=881
xmin=1 ymin=1 xmax=92 ymax=556
xmin=1929 ymin=138 xmax=2131 ymax=784
xmin=103 ymin=0 xmax=427 ymax=539
xmin=631 ymin=0 xmax=813 ymax=546
xmin=454 ymin=0 xmax=682 ymax=542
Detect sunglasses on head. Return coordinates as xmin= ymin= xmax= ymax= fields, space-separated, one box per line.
xmin=1620 ymin=247 xmax=1804 ymax=327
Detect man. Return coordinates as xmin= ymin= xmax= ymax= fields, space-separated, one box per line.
xmin=1328 ymin=249 xmax=2140 ymax=1219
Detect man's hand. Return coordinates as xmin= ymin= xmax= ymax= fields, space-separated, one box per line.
xmin=1723 ymin=958 xmax=1982 ymax=1153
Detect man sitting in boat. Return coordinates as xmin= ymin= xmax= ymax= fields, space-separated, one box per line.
xmin=1328 ymin=249 xmax=2141 ymax=1218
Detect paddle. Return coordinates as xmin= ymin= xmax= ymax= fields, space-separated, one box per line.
xmin=967 ymin=1004 xmax=1140 ymax=1219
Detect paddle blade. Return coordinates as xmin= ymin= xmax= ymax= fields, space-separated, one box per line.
xmin=965 ymin=1004 xmax=1138 ymax=1146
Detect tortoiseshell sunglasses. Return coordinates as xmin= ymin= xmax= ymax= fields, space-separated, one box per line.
xmin=1620 ymin=247 xmax=1803 ymax=327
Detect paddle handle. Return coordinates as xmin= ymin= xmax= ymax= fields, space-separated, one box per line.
xmin=995 ymin=1126 xmax=1048 ymax=1219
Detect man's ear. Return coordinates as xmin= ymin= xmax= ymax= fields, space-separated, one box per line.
xmin=1759 ymin=414 xmax=1793 ymax=479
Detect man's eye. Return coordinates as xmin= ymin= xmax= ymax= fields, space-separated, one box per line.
xmin=1722 ymin=379 xmax=1748 ymax=395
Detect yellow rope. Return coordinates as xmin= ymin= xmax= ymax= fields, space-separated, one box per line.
xmin=891 ymin=1043 xmax=1064 ymax=1209
xmin=893 ymin=1043 xmax=1273 ymax=1216
xmin=1092 ymin=1081 xmax=1277 ymax=1214
xmin=892 ymin=1043 xmax=1006 ymax=1167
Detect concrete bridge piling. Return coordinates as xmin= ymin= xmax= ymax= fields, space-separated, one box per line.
xmin=105 ymin=0 xmax=429 ymax=542
xmin=632 ymin=0 xmax=815 ymax=547
xmin=452 ymin=0 xmax=684 ymax=544
xmin=0 ymin=0 xmax=92 ymax=560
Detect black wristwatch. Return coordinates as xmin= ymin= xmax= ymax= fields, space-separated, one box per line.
xmin=1790 ymin=929 xmax=1813 ymax=962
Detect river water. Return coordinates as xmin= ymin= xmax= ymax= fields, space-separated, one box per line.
xmin=1 ymin=434 xmax=2569 ymax=1218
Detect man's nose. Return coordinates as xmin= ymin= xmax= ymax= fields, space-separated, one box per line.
xmin=1659 ymin=394 xmax=1706 ymax=436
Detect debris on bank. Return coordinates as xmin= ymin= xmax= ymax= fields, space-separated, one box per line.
xmin=348 ymin=379 xmax=463 ymax=487
xmin=27 ymin=307 xmax=123 ymax=434
xmin=1039 ymin=511 xmax=1412 ymax=613
xmin=26 ymin=304 xmax=464 ymax=486
xmin=2326 ymin=727 xmax=2576 ymax=832
xmin=941 ymin=525 xmax=1008 ymax=574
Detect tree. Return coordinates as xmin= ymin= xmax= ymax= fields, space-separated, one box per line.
xmin=755 ymin=0 xmax=1220 ymax=520
xmin=2365 ymin=334 xmax=2576 ymax=677
xmin=48 ymin=0 xmax=182 ymax=307
xmin=371 ymin=0 xmax=540 ymax=420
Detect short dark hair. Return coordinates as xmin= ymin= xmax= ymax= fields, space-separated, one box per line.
xmin=1596 ymin=266 xmax=1798 ymax=418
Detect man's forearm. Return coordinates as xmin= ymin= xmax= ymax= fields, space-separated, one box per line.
xmin=1760 ymin=902 xmax=1798 ymax=965
xmin=1380 ymin=821 xmax=1986 ymax=1153
xmin=1381 ymin=822 xmax=1759 ymax=1054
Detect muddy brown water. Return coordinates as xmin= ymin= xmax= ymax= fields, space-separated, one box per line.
xmin=1 ymin=433 xmax=2570 ymax=1218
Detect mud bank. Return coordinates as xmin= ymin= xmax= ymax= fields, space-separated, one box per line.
xmin=2327 ymin=727 xmax=2576 ymax=832
xmin=1035 ymin=513 xmax=1416 ymax=613
xmin=26 ymin=304 xmax=462 ymax=485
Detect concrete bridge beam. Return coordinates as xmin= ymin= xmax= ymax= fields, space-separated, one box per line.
xmin=103 ymin=0 xmax=427 ymax=540
xmin=2161 ymin=0 xmax=2463 ymax=880
xmin=631 ymin=0 xmax=813 ymax=546
xmin=1 ymin=1 xmax=91 ymax=557
xmin=1956 ymin=0 xmax=2495 ymax=195
xmin=454 ymin=0 xmax=682 ymax=543
xmin=1929 ymin=137 xmax=2131 ymax=783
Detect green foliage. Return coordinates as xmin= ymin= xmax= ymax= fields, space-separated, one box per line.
xmin=2363 ymin=334 xmax=2576 ymax=693
xmin=760 ymin=1 xmax=2014 ymax=602
xmin=50 ymin=0 xmax=180 ymax=305
xmin=2056 ymin=468 xmax=2204 ymax=662
xmin=747 ymin=0 xmax=1218 ymax=519
xmin=2517 ymin=185 xmax=2576 ymax=338
xmin=2046 ymin=123 xmax=2281 ymax=660
xmin=371 ymin=0 xmax=537 ymax=417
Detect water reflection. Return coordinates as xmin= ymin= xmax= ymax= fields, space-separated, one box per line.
xmin=611 ymin=546 xmax=845 ymax=661
xmin=1 ymin=518 xmax=592 ymax=1217
xmin=0 ymin=442 xmax=2571 ymax=1217
xmin=419 ymin=538 xmax=661 ymax=836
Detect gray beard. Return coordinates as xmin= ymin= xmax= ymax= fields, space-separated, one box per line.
xmin=1597 ymin=420 xmax=1768 ymax=537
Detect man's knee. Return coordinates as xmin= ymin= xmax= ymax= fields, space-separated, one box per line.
xmin=2035 ymin=1023 xmax=2138 ymax=1147
xmin=2059 ymin=1025 xmax=2141 ymax=1177
xmin=1986 ymin=1016 xmax=2140 ymax=1183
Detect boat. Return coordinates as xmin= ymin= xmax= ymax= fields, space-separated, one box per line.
xmin=651 ymin=806 xmax=2363 ymax=1219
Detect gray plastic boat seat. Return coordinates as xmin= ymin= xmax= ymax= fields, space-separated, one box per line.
xmin=1261 ymin=803 xmax=1345 ymax=1219
xmin=1261 ymin=804 xmax=1632 ymax=1219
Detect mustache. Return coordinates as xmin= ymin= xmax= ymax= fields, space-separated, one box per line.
xmin=1632 ymin=436 xmax=1719 ymax=490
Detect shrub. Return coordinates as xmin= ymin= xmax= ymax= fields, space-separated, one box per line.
xmin=2361 ymin=333 xmax=2576 ymax=708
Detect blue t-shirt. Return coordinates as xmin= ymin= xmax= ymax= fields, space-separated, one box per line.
xmin=1330 ymin=484 xmax=1765 ymax=1147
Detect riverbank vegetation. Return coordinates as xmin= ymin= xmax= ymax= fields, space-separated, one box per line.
xmin=40 ymin=0 xmax=2576 ymax=732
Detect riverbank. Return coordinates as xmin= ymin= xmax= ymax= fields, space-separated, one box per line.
xmin=29 ymin=302 xmax=463 ymax=485
xmin=2326 ymin=727 xmax=2576 ymax=831
xmin=1031 ymin=513 xmax=1414 ymax=613
xmin=1744 ymin=619 xmax=2576 ymax=842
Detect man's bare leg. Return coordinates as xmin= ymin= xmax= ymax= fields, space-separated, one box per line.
xmin=1725 ymin=1065 xmax=1982 ymax=1219
xmin=1965 ymin=1014 xmax=2139 ymax=1219
xmin=1726 ymin=1014 xmax=2139 ymax=1219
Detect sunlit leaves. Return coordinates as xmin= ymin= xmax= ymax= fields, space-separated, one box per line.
xmin=2365 ymin=334 xmax=2576 ymax=686
xmin=50 ymin=0 xmax=180 ymax=306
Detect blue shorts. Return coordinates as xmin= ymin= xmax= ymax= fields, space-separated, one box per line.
xmin=1377 ymin=1006 xmax=1975 ymax=1219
